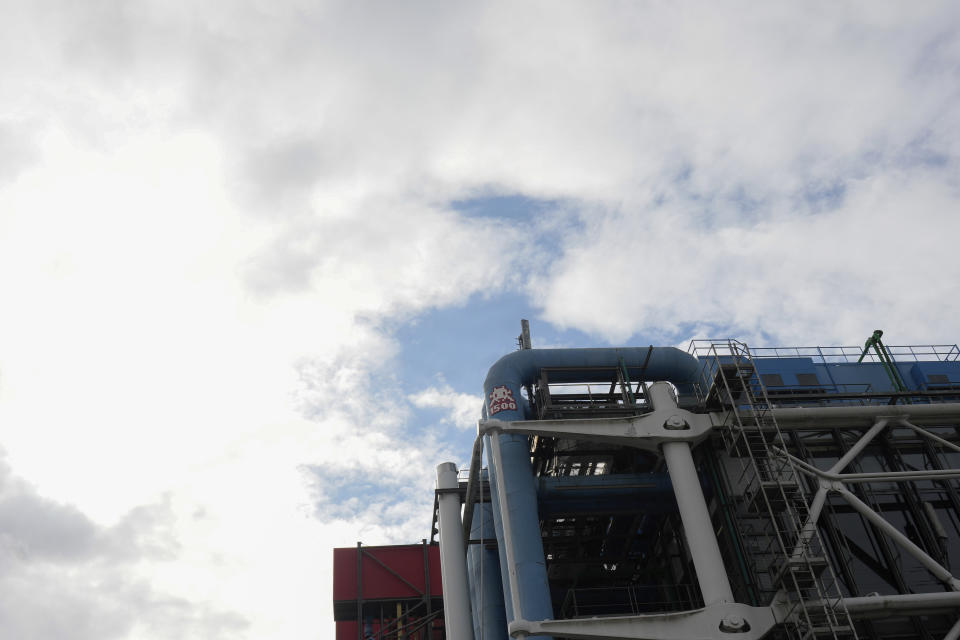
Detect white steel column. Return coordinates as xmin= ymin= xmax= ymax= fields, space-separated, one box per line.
xmin=662 ymin=441 xmax=735 ymax=605
xmin=649 ymin=382 xmax=735 ymax=606
xmin=436 ymin=462 xmax=475 ymax=640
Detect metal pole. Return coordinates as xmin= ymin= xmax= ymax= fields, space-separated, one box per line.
xmin=436 ymin=463 xmax=476 ymax=640
xmin=792 ymin=486 xmax=828 ymax=559
xmin=945 ymin=616 xmax=960 ymax=640
xmin=829 ymin=419 xmax=888 ymax=473
xmin=837 ymin=486 xmax=959 ymax=589
xmin=662 ymin=441 xmax=736 ymax=605
xmin=356 ymin=542 xmax=363 ymax=640
xmin=648 ymin=382 xmax=735 ymax=606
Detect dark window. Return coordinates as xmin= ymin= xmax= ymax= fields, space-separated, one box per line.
xmin=761 ymin=373 xmax=784 ymax=386
xmin=796 ymin=373 xmax=820 ymax=386
xmin=928 ymin=374 xmax=950 ymax=384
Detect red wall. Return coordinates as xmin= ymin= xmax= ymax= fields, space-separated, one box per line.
xmin=333 ymin=544 xmax=443 ymax=602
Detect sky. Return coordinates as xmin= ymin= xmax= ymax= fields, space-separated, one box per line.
xmin=0 ymin=1 xmax=959 ymax=638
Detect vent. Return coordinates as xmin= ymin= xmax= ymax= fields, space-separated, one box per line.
xmin=761 ymin=373 xmax=785 ymax=387
xmin=928 ymin=374 xmax=950 ymax=384
xmin=796 ymin=373 xmax=820 ymax=386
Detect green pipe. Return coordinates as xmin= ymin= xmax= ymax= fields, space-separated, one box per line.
xmin=618 ymin=355 xmax=637 ymax=406
xmin=858 ymin=330 xmax=909 ymax=396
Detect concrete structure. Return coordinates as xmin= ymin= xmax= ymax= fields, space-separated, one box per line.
xmin=432 ymin=331 xmax=960 ymax=640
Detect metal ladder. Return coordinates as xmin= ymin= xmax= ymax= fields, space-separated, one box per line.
xmin=695 ymin=340 xmax=857 ymax=640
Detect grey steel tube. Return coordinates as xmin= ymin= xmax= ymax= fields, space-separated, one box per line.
xmin=436 ymin=463 xmax=475 ymax=640
xmin=838 ymin=486 xmax=959 ymax=589
xmin=761 ymin=403 xmax=960 ymax=429
xmin=662 ymin=440 xmax=735 ymax=605
xmin=648 ymin=382 xmax=734 ymax=606
xmin=838 ymin=591 xmax=960 ymax=616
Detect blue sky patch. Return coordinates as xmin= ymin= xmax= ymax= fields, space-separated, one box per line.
xmin=451 ymin=193 xmax=560 ymax=222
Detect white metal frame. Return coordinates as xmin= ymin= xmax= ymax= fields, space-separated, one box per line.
xmin=478 ymin=396 xmax=960 ymax=639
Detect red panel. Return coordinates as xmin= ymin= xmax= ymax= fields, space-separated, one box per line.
xmin=336 ymin=621 xmax=358 ymax=640
xmin=333 ymin=544 xmax=443 ymax=602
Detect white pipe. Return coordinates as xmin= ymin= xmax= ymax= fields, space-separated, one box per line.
xmin=755 ymin=403 xmax=960 ymax=429
xmin=806 ymin=591 xmax=960 ymax=617
xmin=899 ymin=419 xmax=960 ymax=455
xmin=829 ymin=419 xmax=888 ymax=473
xmin=945 ymin=616 xmax=960 ymax=640
xmin=663 ymin=441 xmax=735 ymax=605
xmin=436 ymin=463 xmax=476 ymax=640
xmin=792 ymin=486 xmax=827 ymax=559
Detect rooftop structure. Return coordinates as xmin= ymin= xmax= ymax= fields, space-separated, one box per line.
xmin=337 ymin=327 xmax=960 ymax=640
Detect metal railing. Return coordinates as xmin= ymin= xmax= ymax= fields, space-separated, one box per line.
xmin=690 ymin=341 xmax=960 ymax=364
xmin=558 ymin=584 xmax=701 ymax=618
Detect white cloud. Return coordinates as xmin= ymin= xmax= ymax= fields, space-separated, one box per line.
xmin=533 ymin=170 xmax=960 ymax=346
xmin=409 ymin=385 xmax=483 ymax=430
xmin=0 ymin=1 xmax=959 ymax=638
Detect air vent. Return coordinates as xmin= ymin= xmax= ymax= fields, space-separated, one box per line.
xmin=761 ymin=373 xmax=784 ymax=386
xmin=796 ymin=373 xmax=820 ymax=386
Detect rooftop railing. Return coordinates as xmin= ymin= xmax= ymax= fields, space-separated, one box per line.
xmin=688 ymin=340 xmax=960 ymax=364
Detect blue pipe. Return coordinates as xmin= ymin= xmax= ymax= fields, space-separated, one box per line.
xmin=467 ymin=501 xmax=509 ymax=640
xmin=482 ymin=347 xmax=700 ymax=628
xmin=537 ymin=472 xmax=676 ymax=517
xmin=484 ymin=433 xmax=517 ymax=625
xmin=483 ymin=347 xmax=701 ymax=421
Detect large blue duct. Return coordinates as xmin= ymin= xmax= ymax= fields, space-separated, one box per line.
xmin=537 ymin=472 xmax=675 ymax=517
xmin=481 ymin=347 xmax=700 ymax=629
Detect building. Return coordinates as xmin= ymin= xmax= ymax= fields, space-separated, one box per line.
xmin=338 ymin=328 xmax=960 ymax=639
xmin=332 ymin=542 xmax=444 ymax=639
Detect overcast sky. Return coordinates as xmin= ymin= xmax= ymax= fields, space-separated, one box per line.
xmin=1 ymin=1 xmax=959 ymax=638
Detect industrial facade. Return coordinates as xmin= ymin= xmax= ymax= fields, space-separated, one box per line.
xmin=336 ymin=328 xmax=960 ymax=639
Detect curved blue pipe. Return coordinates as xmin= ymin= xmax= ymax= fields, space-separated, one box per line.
xmin=482 ymin=347 xmax=700 ymax=629
xmin=483 ymin=346 xmax=700 ymax=423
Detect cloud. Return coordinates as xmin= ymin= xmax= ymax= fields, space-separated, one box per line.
xmin=409 ymin=385 xmax=482 ymax=430
xmin=533 ymin=169 xmax=960 ymax=346
xmin=0 ymin=2 xmax=959 ymax=639
xmin=0 ymin=454 xmax=246 ymax=640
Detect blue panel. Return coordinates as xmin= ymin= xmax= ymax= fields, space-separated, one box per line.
xmin=754 ymin=358 xmax=823 ymax=388
xmin=816 ymin=363 xmax=898 ymax=393
xmin=910 ymin=362 xmax=960 ymax=388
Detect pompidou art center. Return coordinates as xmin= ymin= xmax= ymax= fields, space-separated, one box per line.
xmin=334 ymin=325 xmax=960 ymax=640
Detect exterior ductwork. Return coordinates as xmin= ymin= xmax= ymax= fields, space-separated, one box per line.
xmin=466 ymin=501 xmax=509 ymax=640
xmin=478 ymin=347 xmax=700 ymax=632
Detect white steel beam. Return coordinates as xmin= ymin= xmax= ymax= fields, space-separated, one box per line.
xmin=509 ymin=602 xmax=776 ymax=640
xmin=739 ymin=403 xmax=960 ymax=429
xmin=837 ymin=486 xmax=960 ymax=590
xmin=805 ymin=591 xmax=960 ymax=618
